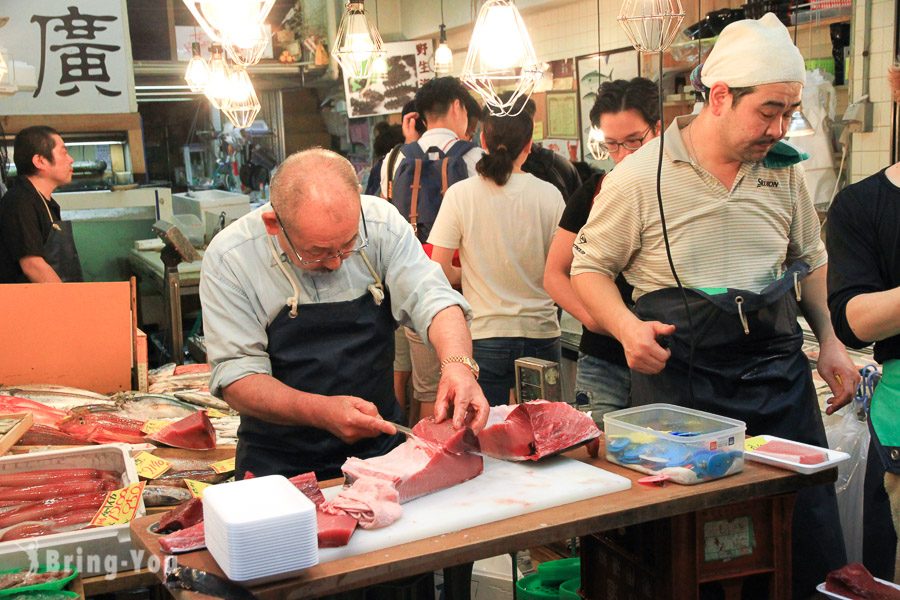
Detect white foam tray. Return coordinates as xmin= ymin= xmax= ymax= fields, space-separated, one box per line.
xmin=0 ymin=444 xmax=145 ymax=577
xmin=744 ymin=435 xmax=850 ymax=475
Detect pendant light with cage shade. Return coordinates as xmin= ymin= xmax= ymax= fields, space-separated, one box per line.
xmin=204 ymin=44 xmax=231 ymax=109
xmin=182 ymin=0 xmax=274 ymax=66
xmin=221 ymin=67 xmax=261 ymax=129
xmin=332 ymin=1 xmax=385 ymax=81
xmin=784 ymin=0 xmax=814 ymax=138
xmin=461 ymin=0 xmax=542 ymax=116
xmin=617 ymin=0 xmax=685 ymax=53
xmin=184 ymin=42 xmax=210 ymax=92
xmin=367 ymin=1 xmax=388 ymax=83
xmin=434 ymin=0 xmax=452 ymax=75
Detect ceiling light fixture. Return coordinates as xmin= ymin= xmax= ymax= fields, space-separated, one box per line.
xmin=784 ymin=0 xmax=814 ymax=138
xmin=588 ymin=0 xmax=609 ymax=161
xmin=461 ymin=0 xmax=542 ymax=116
xmin=617 ymin=0 xmax=685 ymax=53
xmin=332 ymin=1 xmax=385 ymax=81
xmin=221 ymin=66 xmax=261 ymax=129
xmin=182 ymin=0 xmax=274 ymax=66
xmin=184 ymin=42 xmax=210 ymax=93
xmin=204 ymin=44 xmax=231 ymax=109
xmin=434 ymin=0 xmax=452 ymax=75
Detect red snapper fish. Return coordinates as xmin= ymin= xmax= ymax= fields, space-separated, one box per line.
xmin=0 ymin=396 xmax=67 ymax=427
xmin=58 ymin=411 xmax=146 ymax=444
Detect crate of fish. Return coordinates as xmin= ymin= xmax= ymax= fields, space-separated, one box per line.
xmin=603 ymin=404 xmax=745 ymax=484
xmin=0 ymin=444 xmax=145 ymax=577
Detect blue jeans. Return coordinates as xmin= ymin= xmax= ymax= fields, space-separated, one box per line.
xmin=473 ymin=337 xmax=561 ymax=406
xmin=574 ymin=352 xmax=631 ymax=427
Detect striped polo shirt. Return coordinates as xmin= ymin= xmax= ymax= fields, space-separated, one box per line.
xmin=571 ymin=115 xmax=826 ymax=300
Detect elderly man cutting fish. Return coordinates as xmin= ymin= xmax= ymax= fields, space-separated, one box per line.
xmin=200 ymin=148 xmax=489 ymax=482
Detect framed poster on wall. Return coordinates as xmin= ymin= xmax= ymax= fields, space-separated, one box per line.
xmin=575 ymin=48 xmax=640 ymax=169
xmin=342 ymin=40 xmax=434 ymax=118
xmin=546 ymin=92 xmax=579 ymax=138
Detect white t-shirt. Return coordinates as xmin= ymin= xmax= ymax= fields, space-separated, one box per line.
xmin=428 ymin=172 xmax=565 ymax=340
xmin=379 ymin=128 xmax=484 ymax=198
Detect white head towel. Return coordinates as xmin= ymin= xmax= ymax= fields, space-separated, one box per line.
xmin=701 ymin=13 xmax=806 ymax=89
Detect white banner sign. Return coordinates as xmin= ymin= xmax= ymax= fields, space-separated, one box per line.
xmin=0 ymin=0 xmax=136 ymax=115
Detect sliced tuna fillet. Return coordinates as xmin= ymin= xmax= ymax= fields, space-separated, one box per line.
xmin=754 ymin=439 xmax=827 ymax=464
xmin=341 ymin=435 xmax=483 ymax=504
xmin=150 ymin=411 xmax=216 ymax=450
xmin=411 ymin=417 xmax=480 ymax=454
xmin=316 ymin=510 xmax=358 ymax=547
xmin=321 ymin=477 xmax=402 ymax=529
xmin=159 ymin=521 xmax=206 ymax=554
xmin=288 ymin=472 xmax=326 ymax=506
xmin=157 ymin=498 xmax=203 ymax=534
xmin=477 ymin=401 xmax=601 ymax=461
xmin=826 ymin=562 xmax=900 ymax=599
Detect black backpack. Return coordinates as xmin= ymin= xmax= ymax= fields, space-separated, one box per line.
xmin=389 ymin=140 xmax=476 ymax=244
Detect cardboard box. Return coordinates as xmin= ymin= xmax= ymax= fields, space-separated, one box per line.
xmin=0 ymin=445 xmax=146 ymax=577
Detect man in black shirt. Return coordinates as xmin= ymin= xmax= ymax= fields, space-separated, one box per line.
xmin=0 ymin=126 xmax=81 ymax=283
xmin=826 ymin=64 xmax=900 ymax=583
xmin=543 ymin=77 xmax=658 ymax=424
xmin=520 ymin=98 xmax=582 ymax=201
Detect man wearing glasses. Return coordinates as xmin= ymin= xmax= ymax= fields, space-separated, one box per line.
xmin=200 ymin=148 xmax=489 ymax=482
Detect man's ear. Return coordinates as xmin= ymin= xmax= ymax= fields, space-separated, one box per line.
xmin=31 ymin=154 xmax=47 ymax=173
xmin=261 ymin=210 xmax=280 ymax=236
xmin=707 ymin=82 xmax=732 ymax=116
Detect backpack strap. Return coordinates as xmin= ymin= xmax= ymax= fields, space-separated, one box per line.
xmin=441 ymin=158 xmax=450 ymax=195
xmin=410 ymin=159 xmax=423 ymax=236
xmin=384 ymin=143 xmax=404 ymax=201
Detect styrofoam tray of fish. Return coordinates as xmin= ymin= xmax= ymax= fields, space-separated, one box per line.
xmin=603 ymin=404 xmax=746 ymax=485
xmin=0 ymin=444 xmax=146 ymax=577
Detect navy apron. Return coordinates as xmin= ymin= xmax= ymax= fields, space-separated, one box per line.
xmin=631 ymin=261 xmax=846 ymax=598
xmin=235 ymin=244 xmax=403 ymax=482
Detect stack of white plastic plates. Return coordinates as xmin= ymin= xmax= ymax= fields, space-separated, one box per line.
xmin=203 ymin=475 xmax=319 ymax=582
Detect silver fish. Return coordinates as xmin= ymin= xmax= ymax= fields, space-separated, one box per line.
xmin=173 ymin=391 xmax=234 ymax=413
xmin=143 ymin=485 xmax=193 ymax=507
xmin=0 ymin=384 xmax=113 ymax=411
xmin=111 ymin=392 xmax=198 ymax=420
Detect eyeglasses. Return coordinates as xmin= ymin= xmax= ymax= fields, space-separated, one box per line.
xmin=598 ymin=126 xmax=653 ymax=154
xmin=272 ymin=206 xmax=369 ymax=265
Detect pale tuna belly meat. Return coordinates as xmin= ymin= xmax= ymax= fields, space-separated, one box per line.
xmin=477 ymin=400 xmax=600 ymax=461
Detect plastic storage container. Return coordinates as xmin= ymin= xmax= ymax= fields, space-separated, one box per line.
xmin=0 ymin=445 xmax=144 ymax=577
xmin=603 ymin=404 xmax=745 ymax=484
xmin=171 ymin=190 xmax=250 ymax=243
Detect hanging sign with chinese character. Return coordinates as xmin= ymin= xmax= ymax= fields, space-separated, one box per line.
xmin=0 ymin=0 xmax=136 ymax=115
xmin=343 ymin=40 xmax=434 ymax=119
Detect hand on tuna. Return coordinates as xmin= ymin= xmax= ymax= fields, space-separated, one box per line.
xmin=318 ymin=396 xmax=398 ymax=443
xmin=433 ymin=365 xmax=490 ymax=434
xmin=621 ymin=321 xmax=675 ymax=374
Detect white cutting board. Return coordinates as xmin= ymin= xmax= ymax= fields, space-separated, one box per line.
xmin=318 ymin=456 xmax=631 ymax=562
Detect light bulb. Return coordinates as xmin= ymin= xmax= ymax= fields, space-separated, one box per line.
xmin=332 ymin=2 xmax=384 ymax=80
xmin=205 ymin=46 xmax=231 ymax=109
xmin=477 ymin=4 xmax=525 ymax=72
xmin=184 ymin=42 xmax=209 ymax=92
xmin=435 ymin=43 xmax=453 ymax=74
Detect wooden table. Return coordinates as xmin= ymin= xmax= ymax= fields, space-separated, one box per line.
xmin=130 ymin=447 xmax=835 ymax=599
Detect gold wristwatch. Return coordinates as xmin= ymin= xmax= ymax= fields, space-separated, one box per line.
xmin=440 ymin=355 xmax=480 ymax=380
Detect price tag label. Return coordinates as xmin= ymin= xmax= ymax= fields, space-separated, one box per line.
xmin=206 ymin=408 xmax=230 ymax=419
xmin=744 ymin=436 xmax=769 ymax=451
xmin=133 ymin=451 xmax=171 ymax=479
xmin=90 ymin=481 xmax=146 ymax=527
xmin=141 ymin=419 xmax=173 ymax=435
xmin=209 ymin=457 xmax=236 ymax=474
xmin=184 ymin=479 xmax=211 ymax=498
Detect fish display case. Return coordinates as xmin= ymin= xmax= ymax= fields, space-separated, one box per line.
xmin=603 ymin=404 xmax=746 ymax=485
xmin=0 ymin=444 xmax=145 ymax=576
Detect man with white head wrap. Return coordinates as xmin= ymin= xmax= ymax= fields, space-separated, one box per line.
xmin=571 ymin=13 xmax=857 ymax=597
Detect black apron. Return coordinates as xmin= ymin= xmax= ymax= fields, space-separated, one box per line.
xmin=631 ymin=261 xmax=846 ymax=598
xmin=24 ymin=194 xmax=84 ymax=283
xmin=235 ymin=247 xmax=403 ymax=482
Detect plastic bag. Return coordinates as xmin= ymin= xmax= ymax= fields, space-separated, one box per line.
xmin=826 ymin=402 xmax=869 ymax=563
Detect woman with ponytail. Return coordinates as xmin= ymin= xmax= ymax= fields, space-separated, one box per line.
xmin=428 ymin=102 xmax=565 ymax=406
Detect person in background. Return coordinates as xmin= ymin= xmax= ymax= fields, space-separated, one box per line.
xmin=200 ymin=148 xmax=489 ymax=482
xmin=429 ymin=100 xmax=565 ymax=406
xmin=378 ymin=100 xmax=427 ymax=202
xmin=380 ymin=77 xmax=484 ymax=422
xmin=826 ymin=64 xmax=900 ymax=584
xmin=520 ymin=98 xmax=582 ymax=201
xmin=363 ymin=121 xmax=403 ymax=197
xmin=0 ymin=126 xmax=82 ymax=283
xmin=543 ymin=77 xmax=659 ymax=425
xmin=570 ymin=14 xmax=858 ymax=596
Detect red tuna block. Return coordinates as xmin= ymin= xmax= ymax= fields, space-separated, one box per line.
xmin=159 ymin=521 xmax=206 ymax=554
xmin=157 ymin=497 xmax=204 ymax=533
xmin=826 ymin=562 xmax=900 ymax=599
xmin=477 ymin=400 xmax=600 ymax=461
xmin=288 ymin=472 xmax=326 ymax=506
xmin=150 ymin=411 xmax=216 ymax=450
xmin=754 ymin=439 xmax=827 ymax=464
xmin=316 ymin=509 xmax=358 ymax=547
xmin=412 ymin=417 xmax=480 ymax=454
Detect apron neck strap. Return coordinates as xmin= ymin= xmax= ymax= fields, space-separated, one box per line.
xmin=267 ymin=235 xmax=301 ymax=318
xmin=359 ymin=251 xmax=385 ymax=306
xmin=38 ymin=192 xmax=61 ymax=230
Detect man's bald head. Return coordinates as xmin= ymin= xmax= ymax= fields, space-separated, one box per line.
xmin=269 ymin=148 xmax=361 ymax=228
